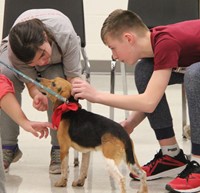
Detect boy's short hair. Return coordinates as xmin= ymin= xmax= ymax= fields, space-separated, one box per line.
xmin=101 ymin=9 xmax=148 ymax=44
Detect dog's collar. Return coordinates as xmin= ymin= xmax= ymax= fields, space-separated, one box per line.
xmin=68 ymin=96 xmax=78 ymax=103
xmin=52 ymin=102 xmax=80 ymax=129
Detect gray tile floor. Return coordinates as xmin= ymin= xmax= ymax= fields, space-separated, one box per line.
xmin=5 ymin=73 xmax=190 ymax=193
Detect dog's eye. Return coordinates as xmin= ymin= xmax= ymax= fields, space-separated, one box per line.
xmin=51 ymin=82 xmax=56 ymax=87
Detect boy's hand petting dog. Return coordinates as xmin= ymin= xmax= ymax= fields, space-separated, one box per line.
xmin=120 ymin=119 xmax=134 ymax=134
xmin=72 ymin=79 xmax=98 ymax=102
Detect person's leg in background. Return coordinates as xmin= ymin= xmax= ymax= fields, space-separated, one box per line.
xmin=130 ymin=58 xmax=188 ymax=180
xmin=166 ymin=62 xmax=200 ymax=192
xmin=0 ymin=49 xmax=24 ymax=172
xmin=38 ymin=63 xmax=65 ymax=174
xmin=0 ymin=136 xmax=7 ymax=193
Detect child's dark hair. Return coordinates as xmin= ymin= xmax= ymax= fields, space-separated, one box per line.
xmin=9 ymin=18 xmax=62 ymax=63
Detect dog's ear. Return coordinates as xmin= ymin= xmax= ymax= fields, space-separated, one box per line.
xmin=53 ymin=87 xmax=71 ymax=110
xmin=52 ymin=78 xmax=72 ymax=109
xmin=59 ymin=87 xmax=71 ymax=99
xmin=58 ymin=82 xmax=72 ymax=99
xmin=57 ymin=87 xmax=62 ymax=93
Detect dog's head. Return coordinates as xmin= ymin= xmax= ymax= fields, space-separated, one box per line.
xmin=37 ymin=77 xmax=72 ymax=106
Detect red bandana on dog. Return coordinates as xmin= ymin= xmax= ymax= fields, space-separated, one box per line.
xmin=52 ymin=102 xmax=79 ymax=129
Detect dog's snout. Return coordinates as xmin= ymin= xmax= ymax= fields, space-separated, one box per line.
xmin=36 ymin=77 xmax=41 ymax=82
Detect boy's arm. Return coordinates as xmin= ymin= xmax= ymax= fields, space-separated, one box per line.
xmin=72 ymin=69 xmax=172 ymax=113
xmin=121 ymin=111 xmax=146 ymax=134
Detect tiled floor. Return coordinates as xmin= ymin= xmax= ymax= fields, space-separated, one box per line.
xmin=5 ymin=73 xmax=190 ymax=193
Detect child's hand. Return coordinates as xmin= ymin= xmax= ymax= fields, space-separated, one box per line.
xmin=33 ymin=93 xmax=48 ymax=111
xmin=120 ymin=119 xmax=134 ymax=134
xmin=72 ymin=79 xmax=98 ymax=102
xmin=21 ymin=120 xmax=53 ymax=138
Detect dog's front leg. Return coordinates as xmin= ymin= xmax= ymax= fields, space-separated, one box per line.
xmin=55 ymin=120 xmax=71 ymax=187
xmin=55 ymin=151 xmax=69 ymax=187
xmin=72 ymin=152 xmax=90 ymax=187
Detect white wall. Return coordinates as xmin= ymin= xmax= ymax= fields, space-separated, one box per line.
xmin=84 ymin=0 xmax=128 ymax=60
xmin=0 ymin=0 xmax=128 ymax=60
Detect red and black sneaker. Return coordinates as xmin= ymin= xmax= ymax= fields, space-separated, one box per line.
xmin=166 ymin=161 xmax=200 ymax=193
xmin=130 ymin=149 xmax=188 ymax=180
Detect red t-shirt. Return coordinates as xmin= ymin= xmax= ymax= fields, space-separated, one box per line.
xmin=151 ymin=19 xmax=200 ymax=70
xmin=0 ymin=74 xmax=15 ymax=100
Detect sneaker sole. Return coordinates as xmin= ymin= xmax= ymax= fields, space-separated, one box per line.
xmin=49 ymin=168 xmax=61 ymax=174
xmin=132 ymin=165 xmax=187 ymax=181
xmin=13 ymin=150 xmax=23 ymax=163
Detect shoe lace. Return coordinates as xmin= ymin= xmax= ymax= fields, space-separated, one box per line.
xmin=178 ymin=161 xmax=200 ymax=179
xmin=144 ymin=150 xmax=163 ymax=169
xmin=51 ymin=148 xmax=61 ymax=164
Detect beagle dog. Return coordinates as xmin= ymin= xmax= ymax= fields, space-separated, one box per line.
xmin=38 ymin=77 xmax=148 ymax=193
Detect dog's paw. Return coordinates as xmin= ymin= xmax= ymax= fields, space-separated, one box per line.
xmin=137 ymin=189 xmax=148 ymax=193
xmin=55 ymin=178 xmax=67 ymax=187
xmin=183 ymin=125 xmax=191 ymax=140
xmin=137 ymin=185 xmax=148 ymax=193
xmin=72 ymin=178 xmax=86 ymax=187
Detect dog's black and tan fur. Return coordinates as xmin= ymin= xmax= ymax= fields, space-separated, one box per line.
xmin=38 ymin=77 xmax=148 ymax=193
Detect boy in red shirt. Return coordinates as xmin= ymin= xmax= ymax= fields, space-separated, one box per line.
xmin=0 ymin=74 xmax=52 ymax=193
xmin=72 ymin=9 xmax=200 ymax=193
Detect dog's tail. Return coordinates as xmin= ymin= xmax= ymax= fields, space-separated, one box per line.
xmin=121 ymin=134 xmax=135 ymax=165
xmin=124 ymin=137 xmax=147 ymax=183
